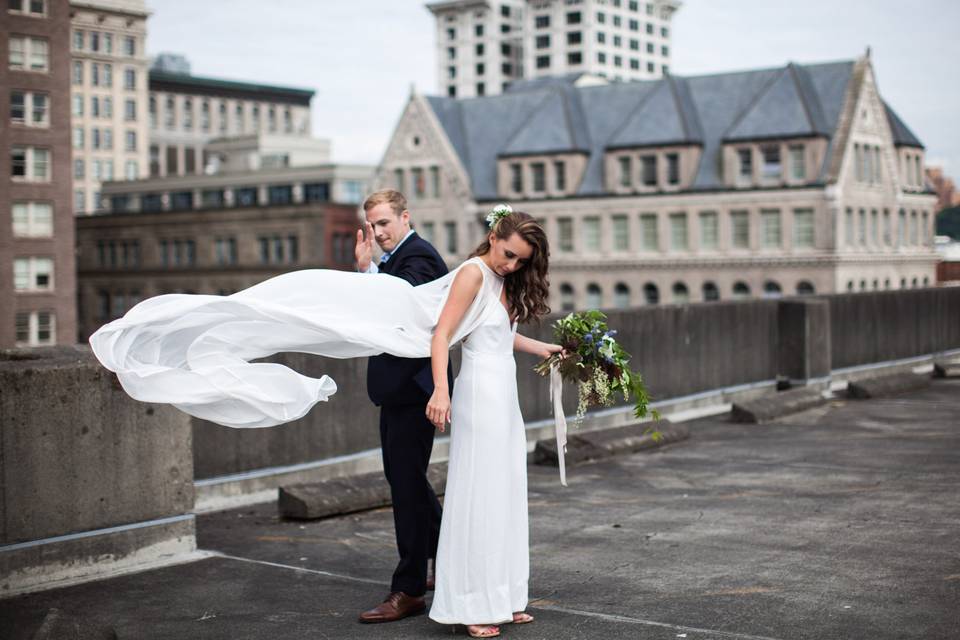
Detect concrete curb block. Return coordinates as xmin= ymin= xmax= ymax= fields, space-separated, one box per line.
xmin=731 ymin=387 xmax=827 ymax=423
xmin=846 ymin=372 xmax=932 ymax=399
xmin=933 ymin=361 xmax=960 ymax=379
xmin=278 ymin=464 xmax=448 ymax=520
xmin=532 ymin=420 xmax=687 ymax=467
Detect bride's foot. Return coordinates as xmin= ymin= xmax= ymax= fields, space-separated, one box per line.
xmin=466 ymin=624 xmax=501 ymax=638
xmin=511 ymin=611 xmax=534 ymax=624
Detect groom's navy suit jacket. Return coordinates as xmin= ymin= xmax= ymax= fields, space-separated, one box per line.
xmin=367 ymin=231 xmax=453 ymax=406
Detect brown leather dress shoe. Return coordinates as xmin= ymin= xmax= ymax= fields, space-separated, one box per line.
xmin=358 ymin=592 xmax=426 ymax=623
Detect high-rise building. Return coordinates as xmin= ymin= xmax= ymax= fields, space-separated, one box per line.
xmin=2 ymin=0 xmax=77 ymax=348
xmin=69 ymin=0 xmax=151 ymax=214
xmin=426 ymin=0 xmax=681 ymax=99
xmin=147 ymin=64 xmax=316 ymax=178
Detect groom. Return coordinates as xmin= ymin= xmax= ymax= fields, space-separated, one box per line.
xmin=355 ymin=189 xmax=451 ymax=623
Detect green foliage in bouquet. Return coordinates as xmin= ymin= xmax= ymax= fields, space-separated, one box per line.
xmin=534 ymin=310 xmax=661 ymax=427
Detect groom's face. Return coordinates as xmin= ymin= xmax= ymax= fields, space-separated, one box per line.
xmin=366 ymin=203 xmax=411 ymax=253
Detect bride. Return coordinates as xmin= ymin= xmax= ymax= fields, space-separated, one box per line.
xmin=88 ymin=207 xmax=562 ymax=639
xmin=426 ymin=209 xmax=560 ymax=637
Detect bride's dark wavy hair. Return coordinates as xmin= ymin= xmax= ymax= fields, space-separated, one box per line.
xmin=470 ymin=211 xmax=551 ymax=325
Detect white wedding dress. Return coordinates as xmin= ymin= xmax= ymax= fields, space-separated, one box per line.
xmin=429 ymin=258 xmax=529 ymax=625
xmin=89 ymin=256 xmax=540 ymax=625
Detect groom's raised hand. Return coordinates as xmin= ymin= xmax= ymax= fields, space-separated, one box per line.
xmin=355 ymin=221 xmax=375 ymax=271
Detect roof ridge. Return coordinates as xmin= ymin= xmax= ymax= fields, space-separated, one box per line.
xmin=721 ymin=65 xmax=789 ymax=141
xmin=605 ymin=78 xmax=668 ymax=146
xmin=560 ymin=84 xmax=591 ymax=150
xmin=500 ymin=91 xmax=569 ymax=155
xmin=788 ymin=63 xmax=829 ymax=135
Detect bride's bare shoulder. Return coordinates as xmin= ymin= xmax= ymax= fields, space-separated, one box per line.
xmin=452 ymin=262 xmax=483 ymax=293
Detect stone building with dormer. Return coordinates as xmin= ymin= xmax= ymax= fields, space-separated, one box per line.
xmin=375 ymin=54 xmax=938 ymax=310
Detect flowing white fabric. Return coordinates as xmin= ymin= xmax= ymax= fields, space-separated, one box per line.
xmin=550 ymin=365 xmax=568 ymax=487
xmin=429 ymin=258 xmax=529 ymax=625
xmin=89 ymin=261 xmax=499 ymax=428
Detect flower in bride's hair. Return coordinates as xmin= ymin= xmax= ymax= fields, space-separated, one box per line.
xmin=486 ymin=203 xmax=513 ymax=229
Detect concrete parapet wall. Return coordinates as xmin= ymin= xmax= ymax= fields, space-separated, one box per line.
xmin=0 ymin=346 xmax=195 ymax=594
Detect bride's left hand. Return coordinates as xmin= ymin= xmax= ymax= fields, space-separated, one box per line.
xmin=540 ymin=344 xmax=566 ymax=360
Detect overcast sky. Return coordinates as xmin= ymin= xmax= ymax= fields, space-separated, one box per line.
xmin=145 ymin=0 xmax=960 ymax=175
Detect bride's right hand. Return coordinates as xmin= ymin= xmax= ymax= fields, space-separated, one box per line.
xmin=427 ymin=388 xmax=451 ymax=432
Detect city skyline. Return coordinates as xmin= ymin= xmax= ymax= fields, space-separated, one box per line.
xmin=142 ymin=0 xmax=959 ymax=178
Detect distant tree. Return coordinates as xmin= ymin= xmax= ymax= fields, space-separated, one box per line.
xmin=937 ymin=206 xmax=960 ymax=240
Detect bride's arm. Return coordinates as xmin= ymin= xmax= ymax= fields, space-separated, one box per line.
xmin=426 ymin=265 xmax=483 ymax=432
xmin=514 ymin=333 xmax=563 ymax=359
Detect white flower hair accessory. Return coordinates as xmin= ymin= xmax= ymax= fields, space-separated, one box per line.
xmin=486 ymin=203 xmax=513 ymax=229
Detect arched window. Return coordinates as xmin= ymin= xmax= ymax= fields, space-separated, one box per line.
xmin=796 ymin=281 xmax=815 ymax=295
xmin=559 ymin=283 xmax=575 ymax=312
xmin=643 ymin=283 xmax=659 ymax=305
xmin=732 ymin=281 xmax=751 ymax=299
xmin=763 ymin=280 xmax=782 ymax=299
xmin=911 ymin=277 xmax=918 ymax=288
xmin=922 ymin=276 xmax=929 ymax=287
xmin=613 ymin=282 xmax=630 ymax=309
xmin=586 ymin=283 xmax=602 ymax=309
xmin=702 ymin=281 xmax=720 ymax=301
xmin=860 ymin=279 xmax=867 ymax=291
xmin=872 ymin=278 xmax=879 ymax=290
xmin=884 ymin=278 xmax=891 ymax=289
xmin=900 ymin=277 xmax=907 ymax=289
xmin=672 ymin=281 xmax=689 ymax=304
xmin=847 ymin=280 xmax=855 ymax=292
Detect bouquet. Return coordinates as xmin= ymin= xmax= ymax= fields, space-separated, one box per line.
xmin=534 ymin=310 xmax=661 ymax=425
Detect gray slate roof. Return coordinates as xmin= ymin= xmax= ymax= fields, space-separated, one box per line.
xmin=425 ymin=60 xmax=923 ymax=200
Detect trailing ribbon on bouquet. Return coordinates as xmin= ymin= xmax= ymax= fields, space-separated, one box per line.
xmin=549 ymin=364 xmax=568 ymax=487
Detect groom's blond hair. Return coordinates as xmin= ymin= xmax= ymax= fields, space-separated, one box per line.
xmin=363 ymin=189 xmax=407 ymax=217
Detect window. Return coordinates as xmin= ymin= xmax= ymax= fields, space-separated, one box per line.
xmin=614 ymin=36 xmax=622 ymax=48
xmin=477 ymin=62 xmax=486 ymax=75
xmin=268 ymin=185 xmax=293 ymax=205
xmin=124 ymin=36 xmax=136 ymax=56
xmin=732 ymin=282 xmax=751 ymax=299
xmin=567 ymin=52 xmax=582 ymax=65
xmin=531 ymin=163 xmax=546 ymax=192
xmin=761 ymin=209 xmax=781 ymax=248
xmin=124 ymin=98 xmax=137 ymax=121
xmin=559 ymin=283 xmax=575 ymax=312
xmin=430 ymin=166 xmax=440 ymax=198
xmin=125 ymin=160 xmax=138 ymax=180
xmin=640 ymin=213 xmax=658 ymax=250
xmin=220 ymin=102 xmax=228 ymax=132
xmin=125 ymin=130 xmax=137 ymax=152
xmin=214 ymin=237 xmax=238 ymax=266
xmin=73 ymin=60 xmax=83 ymax=85
xmin=737 ymin=148 xmax=752 ymax=182
xmin=10 ymin=90 xmax=48 ymax=127
xmin=535 ymin=15 xmax=550 ymax=28
xmin=475 ymin=24 xmax=484 ymax=37
xmin=183 ymin=98 xmax=193 ymax=130
xmin=510 ymin=163 xmax=523 ymax=193
xmin=74 ymin=158 xmax=85 ymax=178
xmin=871 ymin=209 xmax=880 ymax=245
xmin=646 ymin=22 xmax=654 ymax=34
xmin=597 ymin=31 xmax=606 ymax=44
xmin=699 ymin=211 xmax=718 ymax=249
xmin=630 ymin=58 xmax=640 ymax=70
xmin=761 ymin=145 xmax=781 ymax=179
xmin=412 ymin=167 xmax=426 ymax=198
xmin=618 ymin=156 xmax=632 ymax=187
xmin=730 ymin=210 xmax=749 ymax=248
xmin=666 ymin=153 xmax=680 ymax=185
xmin=536 ymin=34 xmax=550 ymax=49
xmin=909 ymin=210 xmax=918 ymax=245
xmin=585 ymin=284 xmax=602 ymax=309
xmin=643 ymin=283 xmax=659 ymax=305
xmin=446 ymin=27 xmax=455 ymax=40
xmin=793 ymin=209 xmax=815 ymax=248
xmin=103 ymin=63 xmax=113 ymax=88
xmin=558 ymin=217 xmax=574 ymax=252
xmin=202 ymin=101 xmax=211 ymax=131
xmin=789 ymin=144 xmax=805 ymax=180
xmin=234 ymin=187 xmax=259 ymax=207
xmin=613 ymin=16 xmax=622 ymax=27
xmin=672 ymin=282 xmax=689 ymax=304
xmin=858 ymin=208 xmax=867 ymax=245
xmin=566 ymin=11 xmax=581 ymax=24
xmin=104 ymin=32 xmax=113 ymax=53
xmin=9 ymin=36 xmax=48 ymax=72
xmin=73 ymin=29 xmax=84 ymax=50
xmin=567 ymin=31 xmax=582 ymax=45
xmin=11 ymin=146 xmax=49 ymax=181
xmin=796 ymin=281 xmax=816 ymax=295
xmin=597 ymin=52 xmax=606 ymax=64
xmin=476 ymin=43 xmax=484 ymax=56
xmin=702 ymin=282 xmax=720 ymax=302
xmin=669 ymin=213 xmax=688 ymax=250
xmin=13 ymin=256 xmax=53 ymax=291
xmin=882 ymin=209 xmax=891 ymax=246
xmin=444 ymin=221 xmax=458 ymax=254
xmin=304 ymin=182 xmax=330 ymax=202
xmin=12 ymin=202 xmax=52 ymax=237
xmin=554 ymin=161 xmax=566 ymax=191
xmin=612 ymin=215 xmax=629 ymax=251
xmin=641 ymin=154 xmax=657 ymax=186
xmin=583 ymin=217 xmax=601 ymax=252
xmin=15 ymin=311 xmax=55 ymax=347
xmin=763 ymin=281 xmax=782 ymax=299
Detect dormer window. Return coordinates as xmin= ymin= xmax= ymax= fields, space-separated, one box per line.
xmin=618 ymin=156 xmax=631 ymax=187
xmin=737 ymin=148 xmax=752 ymax=183
xmin=531 ymin=162 xmax=546 ymax=192
xmin=510 ymin=163 xmax=522 ymax=193
xmin=761 ymin=145 xmax=781 ymax=180
xmin=641 ymin=154 xmax=657 ymax=186
xmin=789 ymin=144 xmax=805 ymax=180
xmin=666 ymin=153 xmax=679 ymax=185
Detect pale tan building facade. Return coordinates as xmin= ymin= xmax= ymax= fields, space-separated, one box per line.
xmin=69 ymin=0 xmax=150 ymax=214
xmin=374 ymin=56 xmax=938 ymax=311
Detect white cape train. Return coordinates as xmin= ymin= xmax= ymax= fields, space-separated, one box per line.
xmin=89 ymin=263 xmax=568 ymax=483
